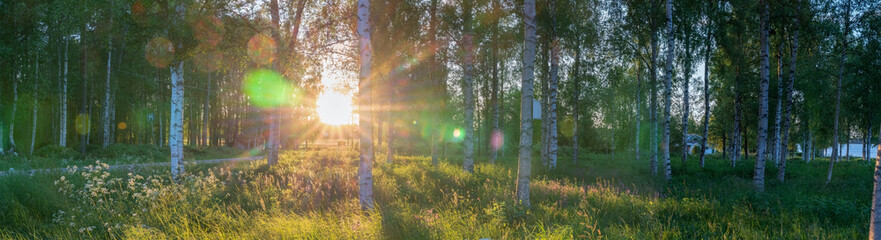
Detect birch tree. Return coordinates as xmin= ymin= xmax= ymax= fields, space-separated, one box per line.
xmin=462 ymin=0 xmax=475 ymax=173
xmin=754 ymin=0 xmax=770 ymax=192
xmin=828 ymin=0 xmax=850 ymax=184
xmin=102 ymin=29 xmax=113 ymax=148
xmin=357 ymin=0 xmax=375 ymax=210
xmin=547 ymin=0 xmax=559 ymax=169
xmin=516 ymin=0 xmax=537 ymax=207
xmin=662 ymin=0 xmax=674 ymax=181
xmin=778 ymin=2 xmax=799 ymax=182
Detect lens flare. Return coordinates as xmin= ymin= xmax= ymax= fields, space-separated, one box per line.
xmin=491 ymin=130 xmax=503 ymax=150
xmin=243 ymin=69 xmax=291 ymax=108
xmin=453 ymin=129 xmax=462 ymax=138
xmin=193 ymin=16 xmax=225 ymax=48
xmin=145 ymin=37 xmax=174 ymax=68
xmin=247 ymin=34 xmax=276 ymax=65
xmin=75 ymin=114 xmax=90 ymax=135
xmin=117 ymin=122 xmax=128 ymax=130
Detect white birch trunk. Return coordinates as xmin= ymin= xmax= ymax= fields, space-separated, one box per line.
xmin=774 ymin=44 xmax=782 ymax=165
xmin=828 ymin=0 xmax=849 ymax=184
xmin=169 ymin=62 xmax=185 ymax=179
xmin=547 ymin=0 xmax=559 ymax=169
xmin=754 ymin=0 xmax=770 ymax=192
xmin=516 ymin=0 xmax=537 ymax=207
xmin=10 ymin=66 xmax=19 ymax=151
xmin=651 ymin=19 xmax=659 ymax=175
xmin=778 ymin=16 xmax=798 ymax=182
xmin=103 ymin=38 xmax=112 ymax=148
xmin=463 ymin=1 xmax=475 ymax=173
xmin=699 ymin=26 xmax=712 ymax=169
xmin=61 ymin=38 xmax=68 ymax=147
xmin=31 ymin=55 xmax=39 ymax=154
xmin=357 ymin=0 xmax=375 ymax=210
xmin=662 ymin=0 xmax=674 ymax=181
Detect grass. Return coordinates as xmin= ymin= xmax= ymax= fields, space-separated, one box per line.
xmin=0 ymin=145 xmax=872 ymax=239
xmin=0 ymin=144 xmax=257 ymax=171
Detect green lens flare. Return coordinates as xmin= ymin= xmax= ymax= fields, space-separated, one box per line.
xmin=243 ymin=69 xmax=292 ymax=108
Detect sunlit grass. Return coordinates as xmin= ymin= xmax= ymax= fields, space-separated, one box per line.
xmin=0 ymin=147 xmax=871 ymax=239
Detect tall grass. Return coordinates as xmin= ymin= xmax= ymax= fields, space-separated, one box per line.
xmin=0 ymin=147 xmax=872 ymax=239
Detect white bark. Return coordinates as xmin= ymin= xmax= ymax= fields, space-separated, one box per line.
xmin=357 ymin=0 xmax=375 ymax=210
xmin=662 ymin=0 xmax=673 ymax=181
xmin=754 ymin=0 xmax=770 ymax=192
xmin=828 ymin=0 xmax=849 ymax=184
xmin=650 ymin=17 xmax=659 ymax=175
xmin=61 ymin=38 xmax=69 ymax=147
xmin=31 ymin=55 xmax=39 ymax=155
xmin=516 ymin=0 xmax=536 ymax=207
xmin=428 ymin=0 xmax=440 ymax=166
xmin=170 ymin=62 xmax=185 ymax=179
xmin=10 ymin=65 xmax=19 ymax=151
xmin=699 ymin=26 xmax=711 ymax=169
xmin=463 ymin=1 xmax=475 ymax=173
xmin=103 ymin=38 xmax=112 ymax=148
xmin=547 ymin=0 xmax=559 ymax=169
xmin=774 ymin=44 xmax=783 ymax=165
xmin=490 ymin=0 xmax=500 ymax=164
xmin=779 ymin=14 xmax=798 ymax=182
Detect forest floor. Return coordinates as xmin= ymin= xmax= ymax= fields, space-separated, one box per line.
xmin=0 ymin=144 xmax=258 ymax=171
xmin=0 ymin=146 xmax=872 ymax=239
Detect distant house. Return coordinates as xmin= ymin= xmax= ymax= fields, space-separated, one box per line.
xmin=684 ymin=134 xmax=717 ymax=155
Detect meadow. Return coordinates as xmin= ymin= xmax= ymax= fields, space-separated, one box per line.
xmin=0 ymin=146 xmax=873 ymax=239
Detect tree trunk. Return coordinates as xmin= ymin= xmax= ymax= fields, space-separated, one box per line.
xmin=516 ymin=0 xmax=537 ymax=207
xmin=754 ymin=0 xmax=770 ymax=192
xmin=202 ymin=73 xmax=211 ymax=146
xmin=636 ymin=58 xmax=641 ymax=163
xmin=462 ymin=0 xmax=475 ymax=173
xmin=778 ymin=22 xmax=797 ymax=181
xmin=681 ymin=45 xmax=692 ymax=165
xmin=10 ymin=65 xmax=19 ymax=152
xmin=31 ymin=55 xmax=39 ymax=155
xmin=541 ymin=44 xmax=549 ymax=168
xmin=490 ymin=0 xmax=501 ymax=164
xmin=103 ymin=36 xmax=113 ymax=148
xmin=61 ymin=38 xmax=69 ymax=147
xmin=357 ymin=0 xmax=375 ymax=210
xmin=266 ymin=0 xmax=283 ymax=166
xmin=170 ymin=62 xmax=185 ymax=179
xmin=429 ymin=0 xmax=440 ymax=166
xmin=79 ymin=25 xmax=88 ymax=154
xmin=871 ymin=123 xmax=881 ymax=239
xmin=774 ymin=42 xmax=783 ymax=165
xmin=650 ymin=13 xmax=659 ymax=175
xmin=662 ymin=0 xmax=674 ymax=181
xmin=547 ymin=0 xmax=559 ymax=169
xmin=386 ymin=74 xmax=395 ymax=164
xmin=573 ymin=42 xmax=581 ymax=164
xmin=699 ymin=26 xmax=712 ymax=169
xmin=828 ymin=0 xmax=849 ymax=184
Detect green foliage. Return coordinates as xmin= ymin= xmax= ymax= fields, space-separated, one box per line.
xmin=0 ymin=148 xmax=872 ymax=239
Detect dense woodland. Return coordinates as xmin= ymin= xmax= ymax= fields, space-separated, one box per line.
xmin=1 ymin=0 xmax=881 ymax=238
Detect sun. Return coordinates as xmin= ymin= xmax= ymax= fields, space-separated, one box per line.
xmin=316 ymin=91 xmax=354 ymax=126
